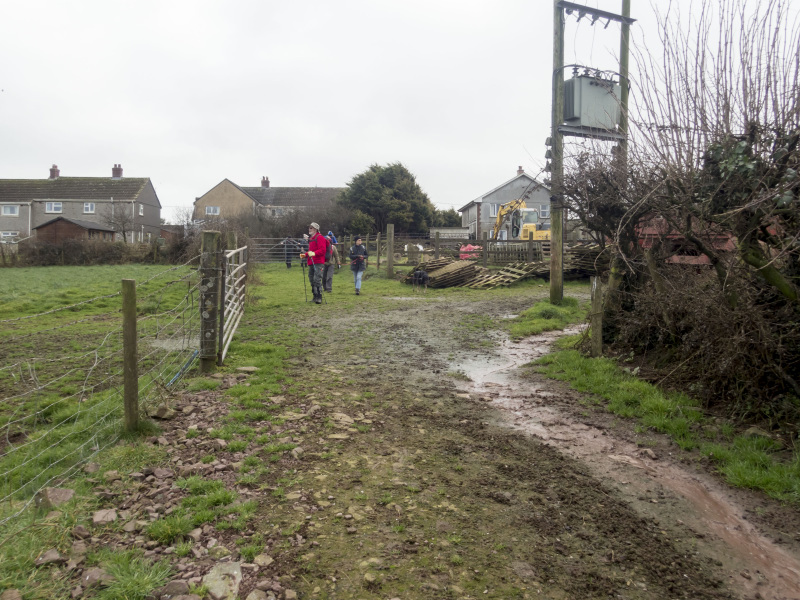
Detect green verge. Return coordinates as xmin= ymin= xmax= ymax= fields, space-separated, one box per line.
xmin=534 ymin=340 xmax=800 ymax=505
xmin=508 ymin=296 xmax=585 ymax=339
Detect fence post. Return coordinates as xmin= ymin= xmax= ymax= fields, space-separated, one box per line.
xmin=386 ymin=224 xmax=395 ymax=278
xmin=122 ymin=279 xmax=139 ymax=431
xmin=591 ymin=276 xmax=603 ymax=357
xmin=375 ymin=233 xmax=381 ymax=270
xmin=527 ymin=230 xmax=534 ymax=263
xmin=200 ymin=230 xmax=221 ymax=373
xmin=435 ymin=232 xmax=440 ymax=260
xmin=482 ymin=232 xmax=489 ymax=268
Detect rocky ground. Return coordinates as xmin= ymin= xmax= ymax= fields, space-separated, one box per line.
xmin=15 ymin=285 xmax=800 ymax=600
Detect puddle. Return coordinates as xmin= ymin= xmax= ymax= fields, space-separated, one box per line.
xmin=451 ymin=329 xmax=800 ymax=600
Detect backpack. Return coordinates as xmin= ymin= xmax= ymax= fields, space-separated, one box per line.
xmin=324 ymin=236 xmax=332 ymax=261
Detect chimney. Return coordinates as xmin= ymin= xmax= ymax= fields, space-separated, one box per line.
xmin=49 ymin=164 xmax=60 ymax=179
xmin=517 ymin=165 xmax=524 ymax=176
xmin=112 ymin=164 xmax=123 ymax=178
xmin=261 ymin=176 xmax=270 ymax=188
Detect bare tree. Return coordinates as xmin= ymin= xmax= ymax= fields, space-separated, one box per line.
xmin=99 ymin=202 xmax=137 ymax=243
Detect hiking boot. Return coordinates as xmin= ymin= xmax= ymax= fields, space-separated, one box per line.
xmin=355 ymin=289 xmax=360 ymax=295
xmin=314 ymin=296 xmax=322 ymax=304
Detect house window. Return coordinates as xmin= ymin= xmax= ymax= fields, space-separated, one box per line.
xmin=2 ymin=205 xmax=19 ymax=217
xmin=139 ymin=204 xmax=144 ymax=216
xmin=540 ymin=203 xmax=550 ymax=219
xmin=489 ymin=203 xmax=499 ymax=218
xmin=206 ymin=206 xmax=220 ymax=216
xmin=46 ymin=202 xmax=62 ymax=213
xmin=1 ymin=231 xmax=19 ymax=241
xmin=84 ymin=202 xmax=95 ymax=214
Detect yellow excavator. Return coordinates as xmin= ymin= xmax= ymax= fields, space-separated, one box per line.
xmin=491 ymin=198 xmax=551 ymax=241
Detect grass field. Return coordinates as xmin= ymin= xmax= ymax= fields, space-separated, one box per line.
xmin=0 ymin=264 xmax=198 ymax=502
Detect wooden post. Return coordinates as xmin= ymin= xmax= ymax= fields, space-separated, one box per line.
xmin=549 ymin=0 xmax=565 ymax=304
xmin=527 ymin=230 xmax=535 ymax=263
xmin=200 ymin=231 xmax=221 ymax=373
xmin=434 ymin=231 xmax=440 ymax=260
xmin=376 ymin=233 xmax=381 ymax=270
xmin=386 ymin=224 xmax=395 ymax=278
xmin=482 ymin=231 xmax=488 ymax=268
xmin=122 ymin=279 xmax=139 ymax=431
xmin=591 ymin=276 xmax=603 ymax=357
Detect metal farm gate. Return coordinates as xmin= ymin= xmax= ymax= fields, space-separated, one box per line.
xmin=249 ymin=237 xmax=305 ymax=264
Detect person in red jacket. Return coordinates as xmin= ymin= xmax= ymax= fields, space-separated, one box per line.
xmin=300 ymin=222 xmax=327 ymax=304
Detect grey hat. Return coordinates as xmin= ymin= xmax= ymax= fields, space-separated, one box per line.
xmin=309 ymin=222 xmax=320 ymax=231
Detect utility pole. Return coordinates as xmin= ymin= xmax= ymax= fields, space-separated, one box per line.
xmin=549 ymin=0 xmax=565 ymax=304
xmin=548 ymin=1 xmax=635 ymax=305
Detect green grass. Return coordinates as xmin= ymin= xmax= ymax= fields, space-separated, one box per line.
xmin=509 ymin=296 xmax=585 ymax=339
xmin=92 ymin=549 xmax=173 ymax=600
xmin=535 ymin=350 xmax=704 ymax=449
xmin=146 ymin=515 xmax=194 ymax=544
xmin=535 ymin=348 xmax=800 ymax=504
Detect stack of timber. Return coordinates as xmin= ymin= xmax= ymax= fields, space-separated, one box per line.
xmin=404 ymin=242 xmax=607 ymax=289
xmin=460 ymin=262 xmax=544 ymax=289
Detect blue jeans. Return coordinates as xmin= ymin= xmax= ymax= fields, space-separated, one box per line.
xmin=353 ymin=269 xmax=364 ymax=290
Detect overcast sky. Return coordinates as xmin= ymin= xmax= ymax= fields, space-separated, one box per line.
xmin=0 ymin=1 xmax=654 ymax=223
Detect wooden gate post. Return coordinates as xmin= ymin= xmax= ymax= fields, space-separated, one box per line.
xmin=482 ymin=232 xmax=489 ymax=268
xmin=200 ymin=231 xmax=221 ymax=373
xmin=591 ymin=276 xmax=603 ymax=357
xmin=434 ymin=231 xmax=440 ymax=260
xmin=386 ymin=224 xmax=395 ymax=278
xmin=122 ymin=279 xmax=139 ymax=431
xmin=375 ymin=233 xmax=381 ymax=270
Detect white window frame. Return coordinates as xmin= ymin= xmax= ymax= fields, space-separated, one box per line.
xmin=489 ymin=203 xmax=499 ymax=218
xmin=2 ymin=205 xmax=19 ymax=217
xmin=540 ymin=203 xmax=550 ymax=219
xmin=46 ymin=202 xmax=62 ymax=213
xmin=1 ymin=231 xmax=19 ymax=240
xmin=206 ymin=206 xmax=220 ymax=216
xmin=139 ymin=204 xmax=144 ymax=216
xmin=84 ymin=202 xmax=96 ymax=214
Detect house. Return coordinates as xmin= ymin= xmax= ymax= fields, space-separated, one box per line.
xmin=458 ymin=167 xmax=551 ymax=240
xmin=33 ymin=217 xmax=115 ymax=243
xmin=0 ymin=164 xmax=162 ymax=243
xmin=193 ymin=176 xmax=344 ymax=221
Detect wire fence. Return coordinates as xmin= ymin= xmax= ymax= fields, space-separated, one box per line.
xmin=0 ymin=256 xmax=202 ymax=524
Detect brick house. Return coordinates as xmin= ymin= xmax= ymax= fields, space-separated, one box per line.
xmin=193 ymin=176 xmax=344 ymax=221
xmin=0 ymin=164 xmax=162 ymax=243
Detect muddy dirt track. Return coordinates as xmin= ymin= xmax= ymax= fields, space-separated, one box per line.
xmin=271 ymin=286 xmax=800 ymax=600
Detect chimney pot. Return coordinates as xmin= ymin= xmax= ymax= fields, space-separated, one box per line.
xmin=261 ymin=176 xmax=270 ymax=188
xmin=112 ymin=164 xmax=123 ymax=178
xmin=49 ymin=164 xmax=60 ymax=179
xmin=517 ymin=165 xmax=524 ymax=175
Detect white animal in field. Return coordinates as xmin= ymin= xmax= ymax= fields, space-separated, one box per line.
xmin=404 ymin=244 xmax=424 ymax=251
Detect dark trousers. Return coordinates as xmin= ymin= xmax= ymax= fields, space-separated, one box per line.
xmin=308 ymin=263 xmax=323 ymax=299
xmin=323 ymin=264 xmax=336 ymax=291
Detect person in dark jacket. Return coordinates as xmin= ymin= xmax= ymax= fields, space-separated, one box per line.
xmin=322 ymin=235 xmax=340 ymax=292
xmin=281 ymin=237 xmax=301 ymax=268
xmin=301 ymin=222 xmax=327 ymax=304
xmin=349 ymin=236 xmax=368 ymax=295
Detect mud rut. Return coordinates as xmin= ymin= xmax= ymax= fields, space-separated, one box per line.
xmin=316 ymin=291 xmax=800 ymax=600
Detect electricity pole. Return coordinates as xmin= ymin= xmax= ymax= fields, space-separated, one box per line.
xmin=548 ymin=1 xmax=635 ymax=304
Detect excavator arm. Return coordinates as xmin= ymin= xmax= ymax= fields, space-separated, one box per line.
xmin=491 ymin=198 xmax=527 ymax=240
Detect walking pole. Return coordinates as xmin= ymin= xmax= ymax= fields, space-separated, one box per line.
xmin=301 ymin=256 xmax=308 ymax=302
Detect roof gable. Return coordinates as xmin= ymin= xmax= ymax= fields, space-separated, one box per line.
xmin=458 ymin=173 xmax=550 ymax=212
xmin=0 ymin=177 xmax=150 ymax=203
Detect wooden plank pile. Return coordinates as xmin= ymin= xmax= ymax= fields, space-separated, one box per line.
xmin=403 ymin=242 xmax=608 ymax=289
